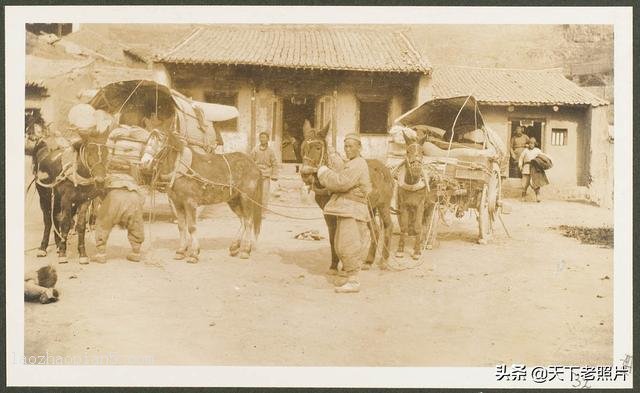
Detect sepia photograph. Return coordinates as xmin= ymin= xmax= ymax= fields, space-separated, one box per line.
xmin=6 ymin=5 xmax=633 ymax=389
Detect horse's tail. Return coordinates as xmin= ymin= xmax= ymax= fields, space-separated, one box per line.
xmin=252 ymin=176 xmax=263 ymax=239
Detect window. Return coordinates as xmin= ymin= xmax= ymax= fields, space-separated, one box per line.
xmin=551 ymin=128 xmax=568 ymax=146
xmin=204 ymin=91 xmax=239 ymax=132
xmin=359 ymin=99 xmax=389 ymax=135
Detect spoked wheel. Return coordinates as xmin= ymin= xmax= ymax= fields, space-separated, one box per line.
xmin=423 ymin=201 xmax=439 ymax=250
xmin=486 ymin=169 xmax=500 ymax=228
xmin=477 ymin=184 xmax=492 ymax=245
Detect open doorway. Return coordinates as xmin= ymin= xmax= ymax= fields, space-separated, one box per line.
xmin=509 ymin=118 xmax=544 ymax=178
xmin=282 ymin=96 xmax=315 ymax=163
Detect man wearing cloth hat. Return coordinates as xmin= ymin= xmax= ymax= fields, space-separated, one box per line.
xmin=315 ymin=133 xmax=371 ymax=293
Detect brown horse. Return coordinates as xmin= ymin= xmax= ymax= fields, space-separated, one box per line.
xmin=396 ymin=132 xmax=434 ymax=259
xmin=299 ymin=123 xmax=393 ymax=272
xmin=146 ymin=131 xmax=263 ymax=262
xmin=25 ymin=130 xmax=109 ymax=263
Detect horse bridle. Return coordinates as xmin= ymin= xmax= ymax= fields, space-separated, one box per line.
xmin=405 ymin=142 xmax=423 ymax=179
xmin=301 ymin=139 xmax=326 ymax=169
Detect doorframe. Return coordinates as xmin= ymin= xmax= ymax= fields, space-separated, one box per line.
xmin=507 ymin=117 xmax=547 ymax=149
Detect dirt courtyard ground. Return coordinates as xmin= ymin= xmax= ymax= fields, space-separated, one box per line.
xmin=23 ymin=186 xmax=613 ymax=367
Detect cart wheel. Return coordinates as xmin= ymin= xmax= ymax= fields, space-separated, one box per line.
xmin=423 ymin=202 xmax=439 ymax=250
xmin=486 ymin=170 xmax=500 ymax=232
xmin=477 ymin=184 xmax=492 ymax=244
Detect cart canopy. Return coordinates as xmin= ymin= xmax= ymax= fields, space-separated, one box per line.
xmin=89 ymin=79 xmax=238 ymax=149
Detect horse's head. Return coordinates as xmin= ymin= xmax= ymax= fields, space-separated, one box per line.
xmin=299 ymin=120 xmax=331 ymax=187
xmin=403 ymin=131 xmax=425 ymax=180
xmin=25 ymin=118 xmax=47 ymax=156
xmin=139 ymin=130 xmax=180 ymax=179
xmin=77 ymin=138 xmax=110 ymax=185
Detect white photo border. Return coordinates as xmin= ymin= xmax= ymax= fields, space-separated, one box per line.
xmin=5 ymin=5 xmax=633 ymax=388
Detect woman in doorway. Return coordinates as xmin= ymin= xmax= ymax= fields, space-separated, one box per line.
xmin=518 ymin=137 xmax=552 ymax=202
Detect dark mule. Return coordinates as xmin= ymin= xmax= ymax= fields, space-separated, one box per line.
xmin=299 ymin=123 xmax=393 ymax=272
xmin=396 ymin=133 xmax=434 ymax=259
xmin=25 ymin=130 xmax=109 ymax=264
xmin=146 ymin=131 xmax=263 ymax=262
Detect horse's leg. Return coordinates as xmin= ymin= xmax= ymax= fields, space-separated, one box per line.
xmin=412 ymin=199 xmax=426 ymax=260
xmin=363 ymin=214 xmax=379 ymax=269
xmin=324 ymin=214 xmax=339 ymax=273
xmin=226 ymin=196 xmax=244 ymax=257
xmin=396 ymin=201 xmax=408 ymax=258
xmin=56 ymin=192 xmax=77 ymax=264
xmin=36 ymin=186 xmax=52 ymax=257
xmin=236 ymin=194 xmax=254 ymax=259
xmin=379 ymin=205 xmax=393 ymax=263
xmin=184 ymin=199 xmax=200 ymax=263
xmin=172 ymin=198 xmax=188 ymax=260
xmin=75 ymin=200 xmax=90 ymax=264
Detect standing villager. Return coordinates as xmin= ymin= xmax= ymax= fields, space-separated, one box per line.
xmin=518 ymin=137 xmax=552 ymax=202
xmin=315 ymin=133 xmax=372 ymax=293
xmin=251 ymin=132 xmax=279 ymax=216
xmin=25 ymin=265 xmax=59 ymax=304
xmin=510 ymin=126 xmax=530 ymax=177
xmin=93 ymin=182 xmax=145 ymax=263
xmin=92 ymin=127 xmax=147 ymax=264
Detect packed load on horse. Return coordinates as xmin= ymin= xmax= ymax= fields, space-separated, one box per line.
xmin=25 ymin=102 xmax=111 ymax=264
xmin=387 ymin=95 xmax=506 ymax=248
xmin=83 ymin=80 xmax=260 ymax=263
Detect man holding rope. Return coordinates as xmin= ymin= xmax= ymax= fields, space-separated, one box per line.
xmin=315 ymin=133 xmax=371 ymax=294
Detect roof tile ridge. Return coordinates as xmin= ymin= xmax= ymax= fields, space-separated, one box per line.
xmin=162 ymin=27 xmax=203 ymax=60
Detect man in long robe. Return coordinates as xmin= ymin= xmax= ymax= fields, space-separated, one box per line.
xmin=316 ymin=133 xmax=372 ymax=293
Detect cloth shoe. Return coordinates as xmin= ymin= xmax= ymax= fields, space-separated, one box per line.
xmin=335 ymin=278 xmax=360 ymax=293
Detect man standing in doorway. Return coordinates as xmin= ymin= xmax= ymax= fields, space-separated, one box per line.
xmin=510 ymin=126 xmax=530 ymax=177
xmin=519 ymin=137 xmax=551 ymax=202
xmin=315 ymin=133 xmax=371 ymax=294
xmin=251 ymin=132 xmax=279 ymax=217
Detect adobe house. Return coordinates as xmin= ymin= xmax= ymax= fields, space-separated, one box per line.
xmin=152 ymin=25 xmax=431 ymax=162
xmin=429 ymin=66 xmax=612 ymax=207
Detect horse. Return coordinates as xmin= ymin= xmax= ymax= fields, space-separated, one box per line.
xmin=396 ymin=132 xmax=434 ymax=259
xmin=299 ymin=122 xmax=393 ymax=272
xmin=143 ymin=130 xmax=263 ymax=262
xmin=25 ymin=130 xmax=109 ymax=264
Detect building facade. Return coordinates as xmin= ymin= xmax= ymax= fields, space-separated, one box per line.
xmin=430 ymin=66 xmax=612 ymax=207
xmin=152 ymin=26 xmax=611 ymax=206
xmin=153 ymin=25 xmax=430 ymax=162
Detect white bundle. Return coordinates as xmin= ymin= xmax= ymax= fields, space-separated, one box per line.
xmin=389 ymin=124 xmax=417 ymax=144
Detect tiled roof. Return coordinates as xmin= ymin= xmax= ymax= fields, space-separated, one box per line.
xmin=123 ymin=45 xmax=156 ymax=63
xmin=432 ymin=66 xmax=608 ymax=107
xmin=160 ymin=25 xmax=430 ymax=74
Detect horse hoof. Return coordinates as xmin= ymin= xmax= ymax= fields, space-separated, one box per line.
xmin=186 ymin=256 xmax=198 ymax=264
xmin=92 ymin=253 xmax=107 ymax=264
xmin=425 ymin=244 xmax=433 ymax=250
xmin=477 ymin=238 xmax=488 ymax=245
xmin=327 ymin=268 xmax=338 ymax=276
xmin=78 ymin=256 xmax=90 ymax=265
xmin=395 ymin=252 xmax=404 ymax=258
xmin=36 ymin=249 xmax=47 ymax=257
xmin=58 ymin=256 xmax=68 ymax=264
xmin=238 ymin=251 xmax=250 ymax=259
xmin=229 ymin=248 xmax=240 ymax=257
xmin=411 ymin=253 xmax=421 ymax=260
xmin=174 ymin=251 xmax=186 ymax=260
xmin=362 ymin=263 xmax=372 ymax=271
